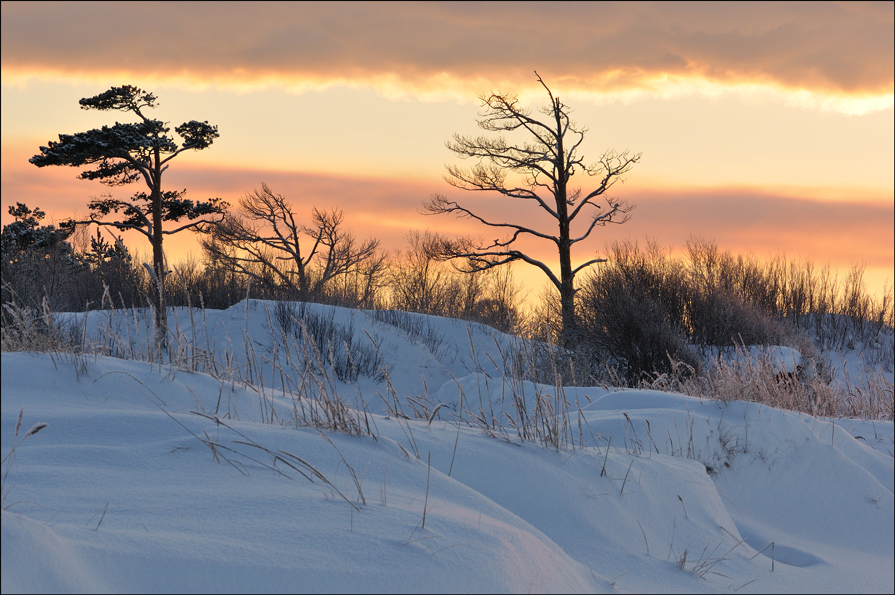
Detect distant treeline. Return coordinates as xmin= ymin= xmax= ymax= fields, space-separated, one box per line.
xmin=2 ymin=205 xmax=892 ymax=385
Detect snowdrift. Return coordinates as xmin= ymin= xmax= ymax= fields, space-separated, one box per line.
xmin=2 ymin=302 xmax=893 ymax=593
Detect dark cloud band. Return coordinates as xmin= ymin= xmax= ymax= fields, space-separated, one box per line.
xmin=2 ymin=2 xmax=892 ymax=94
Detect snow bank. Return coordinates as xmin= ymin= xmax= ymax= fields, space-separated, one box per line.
xmin=3 ymin=305 xmax=893 ymax=593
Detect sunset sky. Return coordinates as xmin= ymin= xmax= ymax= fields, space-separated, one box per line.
xmin=2 ymin=1 xmax=893 ymax=298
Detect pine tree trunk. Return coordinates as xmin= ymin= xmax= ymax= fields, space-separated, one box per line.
xmin=151 ymin=181 xmax=167 ymax=353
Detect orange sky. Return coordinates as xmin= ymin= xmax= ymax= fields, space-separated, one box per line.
xmin=2 ymin=1 xmax=893 ymax=298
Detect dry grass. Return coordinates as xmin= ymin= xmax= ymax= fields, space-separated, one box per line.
xmin=2 ymin=409 xmax=48 ymax=509
xmin=639 ymin=347 xmax=893 ymax=420
xmin=1 ymin=298 xmax=81 ymax=354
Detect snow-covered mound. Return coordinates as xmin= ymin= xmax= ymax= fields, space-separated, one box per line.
xmin=2 ymin=304 xmax=893 ymax=593
xmin=55 ymin=300 xmax=520 ymax=414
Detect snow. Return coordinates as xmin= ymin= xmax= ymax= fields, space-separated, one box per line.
xmin=2 ymin=301 xmax=893 ymax=593
xmin=723 ymin=345 xmax=802 ymax=375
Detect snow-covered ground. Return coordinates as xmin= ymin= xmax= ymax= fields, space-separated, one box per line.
xmin=2 ymin=301 xmax=893 ymax=593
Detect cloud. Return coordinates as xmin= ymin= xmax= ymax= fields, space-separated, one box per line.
xmin=615 ymin=186 xmax=894 ymax=268
xmin=2 ymin=2 xmax=892 ymax=103
xmin=4 ymin=153 xmax=891 ymax=273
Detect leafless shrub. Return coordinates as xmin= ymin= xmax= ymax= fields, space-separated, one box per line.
xmin=576 ymin=240 xmax=704 ymax=384
xmin=576 ymin=238 xmax=891 ymax=386
xmin=387 ymin=230 xmax=522 ymax=333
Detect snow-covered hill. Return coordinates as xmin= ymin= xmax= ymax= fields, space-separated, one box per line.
xmin=2 ymin=302 xmax=893 ymax=593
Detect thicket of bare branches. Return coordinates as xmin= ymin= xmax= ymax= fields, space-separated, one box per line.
xmin=576 ymin=239 xmax=894 ymax=384
xmin=4 ymin=196 xmax=890 ymax=376
xmin=388 ymin=231 xmax=522 ymax=332
xmin=2 ymin=223 xmax=524 ymax=336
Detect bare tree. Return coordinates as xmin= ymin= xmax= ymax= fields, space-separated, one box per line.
xmin=424 ymin=72 xmax=640 ymax=344
xmin=201 ymin=183 xmax=380 ymax=302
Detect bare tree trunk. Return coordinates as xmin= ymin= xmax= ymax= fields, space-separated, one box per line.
xmin=559 ymin=257 xmax=577 ymax=346
xmin=555 ymin=130 xmax=578 ymax=344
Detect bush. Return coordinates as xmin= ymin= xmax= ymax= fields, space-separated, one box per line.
xmin=576 ymin=241 xmax=701 ymax=384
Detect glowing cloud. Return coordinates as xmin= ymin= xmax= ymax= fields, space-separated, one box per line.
xmin=2 ymin=2 xmax=892 ymax=113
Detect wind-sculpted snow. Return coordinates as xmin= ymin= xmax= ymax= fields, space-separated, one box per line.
xmin=55 ymin=301 xmax=518 ymax=411
xmin=2 ymin=304 xmax=893 ymax=593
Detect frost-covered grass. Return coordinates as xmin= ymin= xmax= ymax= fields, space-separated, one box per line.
xmin=639 ymin=343 xmax=894 ymax=420
xmin=2 ymin=300 xmax=893 ymax=593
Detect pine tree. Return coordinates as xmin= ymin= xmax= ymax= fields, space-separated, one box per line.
xmin=30 ymin=85 xmax=228 ymax=349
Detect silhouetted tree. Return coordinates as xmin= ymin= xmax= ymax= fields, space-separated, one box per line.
xmin=1 ymin=203 xmax=73 ymax=255
xmin=30 ymin=85 xmax=228 ymax=348
xmin=1 ymin=203 xmax=78 ymax=310
xmin=424 ymin=72 xmax=640 ymax=344
xmin=201 ymin=183 xmax=380 ymax=302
